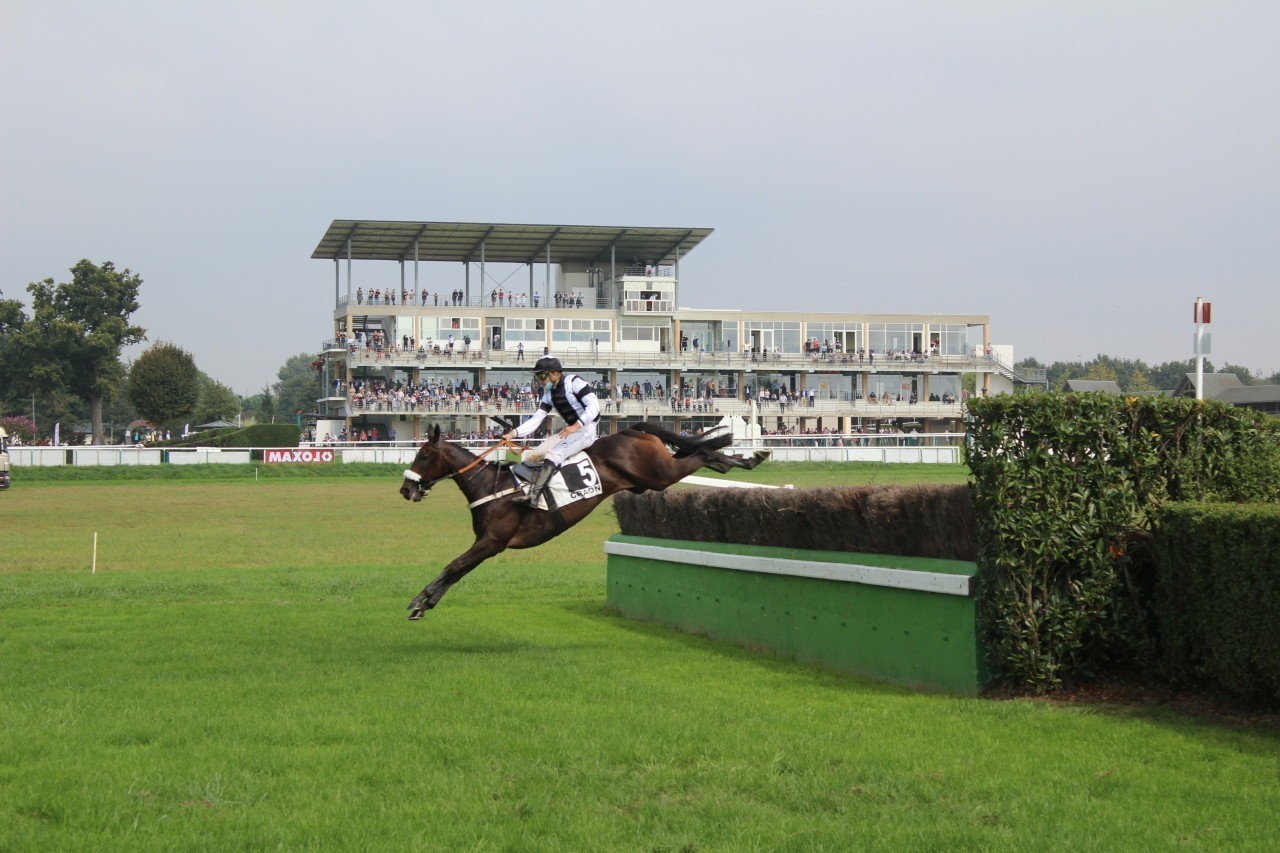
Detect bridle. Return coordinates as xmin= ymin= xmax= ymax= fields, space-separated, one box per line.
xmin=402 ymin=437 xmax=525 ymax=497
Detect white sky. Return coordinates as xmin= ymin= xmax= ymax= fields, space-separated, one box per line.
xmin=2 ymin=1 xmax=1277 ymax=393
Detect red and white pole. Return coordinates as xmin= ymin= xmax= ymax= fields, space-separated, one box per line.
xmin=1193 ymin=297 xmax=1212 ymax=400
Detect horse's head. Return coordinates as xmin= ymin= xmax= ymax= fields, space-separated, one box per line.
xmin=400 ymin=425 xmax=449 ymax=502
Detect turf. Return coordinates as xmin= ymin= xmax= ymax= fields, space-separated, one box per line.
xmin=2 ymin=467 xmax=1277 ymax=849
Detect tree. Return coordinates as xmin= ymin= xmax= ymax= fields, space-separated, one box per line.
xmin=1149 ymin=359 xmax=1203 ymax=392
xmin=0 ymin=289 xmax=28 ymax=415
xmin=127 ymin=342 xmax=200 ymax=429
xmin=272 ymin=353 xmax=322 ymax=423
xmin=193 ymin=374 xmax=241 ymax=426
xmin=1217 ymin=363 xmax=1257 ymax=385
xmin=254 ymin=386 xmax=277 ymax=423
xmin=7 ymin=261 xmax=145 ymax=443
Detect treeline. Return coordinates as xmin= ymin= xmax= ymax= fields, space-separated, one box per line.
xmin=0 ymin=260 xmax=321 ymax=444
xmin=1016 ymin=354 xmax=1280 ymax=393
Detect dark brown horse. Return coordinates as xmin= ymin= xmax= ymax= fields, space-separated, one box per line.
xmin=399 ymin=422 xmax=767 ymax=619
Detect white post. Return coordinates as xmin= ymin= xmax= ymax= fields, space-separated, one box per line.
xmin=92 ymin=532 xmax=98 ymax=574
xmin=1193 ymin=297 xmax=1211 ymax=401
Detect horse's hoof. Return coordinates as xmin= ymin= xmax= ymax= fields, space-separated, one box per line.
xmin=407 ymin=608 xmax=425 ymax=621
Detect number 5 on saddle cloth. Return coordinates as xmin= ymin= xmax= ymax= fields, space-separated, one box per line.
xmin=509 ymin=454 xmax=603 ymax=511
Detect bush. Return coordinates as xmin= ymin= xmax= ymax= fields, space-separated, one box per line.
xmin=615 ymin=484 xmax=976 ymax=561
xmin=165 ymin=423 xmax=301 ymax=450
xmin=964 ymin=393 xmax=1280 ymax=692
xmin=1152 ymin=502 xmax=1280 ymax=709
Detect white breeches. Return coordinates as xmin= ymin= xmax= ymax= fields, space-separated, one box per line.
xmin=521 ymin=422 xmax=598 ymax=467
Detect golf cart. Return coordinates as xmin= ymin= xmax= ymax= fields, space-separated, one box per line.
xmin=0 ymin=426 xmax=10 ymax=489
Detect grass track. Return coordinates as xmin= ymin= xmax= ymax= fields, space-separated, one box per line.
xmin=2 ymin=466 xmax=1278 ymax=849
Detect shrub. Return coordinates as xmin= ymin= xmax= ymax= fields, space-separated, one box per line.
xmin=964 ymin=393 xmax=1280 ymax=692
xmin=164 ymin=423 xmax=301 ymax=450
xmin=1152 ymin=502 xmax=1280 ymax=709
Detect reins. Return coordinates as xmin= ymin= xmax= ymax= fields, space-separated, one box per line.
xmin=404 ymin=437 xmax=526 ymax=493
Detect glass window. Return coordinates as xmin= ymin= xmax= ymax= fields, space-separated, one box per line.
xmin=932 ymin=324 xmax=968 ymax=356
xmin=806 ymin=322 xmax=861 ymax=354
xmin=504 ymin=317 xmax=547 ymax=344
xmin=867 ymin=323 xmax=923 ymax=355
xmin=620 ymin=317 xmax=667 ymax=342
xmin=553 ymin=318 xmax=612 ymax=343
xmin=743 ymin=321 xmax=802 ymax=353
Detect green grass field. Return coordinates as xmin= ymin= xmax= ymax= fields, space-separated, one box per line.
xmin=3 ymin=463 xmax=1278 ymax=849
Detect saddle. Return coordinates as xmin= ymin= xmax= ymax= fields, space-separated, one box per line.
xmin=503 ymin=451 xmax=602 ymax=511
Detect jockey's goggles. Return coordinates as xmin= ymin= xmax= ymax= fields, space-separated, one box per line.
xmin=534 ymin=371 xmax=554 ymax=382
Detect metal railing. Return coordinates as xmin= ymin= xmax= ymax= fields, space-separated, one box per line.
xmin=333 ymin=395 xmax=964 ymax=420
xmin=322 ymin=341 xmax=989 ymax=374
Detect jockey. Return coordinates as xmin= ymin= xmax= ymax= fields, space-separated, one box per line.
xmin=504 ymin=356 xmax=600 ymax=507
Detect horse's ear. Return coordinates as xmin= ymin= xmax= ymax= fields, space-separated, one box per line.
xmin=431 ymin=424 xmax=441 ymax=444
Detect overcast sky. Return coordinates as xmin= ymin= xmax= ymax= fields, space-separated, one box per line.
xmin=3 ymin=1 xmax=1277 ymax=394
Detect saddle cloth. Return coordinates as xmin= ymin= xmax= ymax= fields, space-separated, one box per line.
xmin=513 ymin=451 xmax=603 ymax=511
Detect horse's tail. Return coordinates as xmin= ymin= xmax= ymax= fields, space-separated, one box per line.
xmin=626 ymin=421 xmax=732 ymax=458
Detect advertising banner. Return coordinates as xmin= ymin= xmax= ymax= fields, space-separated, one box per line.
xmin=265 ymin=448 xmax=335 ymax=464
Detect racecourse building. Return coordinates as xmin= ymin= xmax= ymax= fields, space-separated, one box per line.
xmin=313 ymin=220 xmax=1037 ymax=442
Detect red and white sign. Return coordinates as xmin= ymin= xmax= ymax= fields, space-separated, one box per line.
xmin=265 ymin=448 xmax=335 ymax=464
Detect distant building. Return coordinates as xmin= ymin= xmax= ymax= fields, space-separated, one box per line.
xmin=1172 ymin=373 xmax=1280 ymax=416
xmin=312 ymin=220 xmax=1044 ymax=441
xmin=1064 ymin=379 xmax=1123 ymax=395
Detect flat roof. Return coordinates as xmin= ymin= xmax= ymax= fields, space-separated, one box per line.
xmin=312 ymin=220 xmax=714 ymax=266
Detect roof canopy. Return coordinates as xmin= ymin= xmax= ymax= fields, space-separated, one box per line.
xmin=312 ymin=220 xmax=714 ymax=267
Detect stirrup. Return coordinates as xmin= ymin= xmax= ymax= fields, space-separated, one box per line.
xmin=514 ymin=464 xmax=554 ymax=506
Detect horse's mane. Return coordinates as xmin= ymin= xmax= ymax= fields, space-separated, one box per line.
xmin=625 ymin=421 xmax=732 ymax=459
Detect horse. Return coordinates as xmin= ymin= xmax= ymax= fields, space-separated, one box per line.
xmin=399 ymin=422 xmax=768 ymax=619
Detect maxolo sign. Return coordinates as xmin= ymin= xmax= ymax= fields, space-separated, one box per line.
xmin=265 ymin=448 xmax=335 ymax=463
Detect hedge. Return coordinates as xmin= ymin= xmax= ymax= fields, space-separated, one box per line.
xmin=964 ymin=393 xmax=1280 ymax=692
xmin=614 ymin=485 xmax=976 ymax=562
xmin=162 ymin=423 xmax=301 ymax=450
xmin=1152 ymin=502 xmax=1280 ymax=708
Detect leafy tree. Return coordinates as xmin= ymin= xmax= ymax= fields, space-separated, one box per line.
xmin=0 ymin=415 xmax=37 ymax=444
xmin=1149 ymin=359 xmax=1204 ymax=392
xmin=272 ymin=353 xmax=322 ymax=423
xmin=192 ymin=374 xmax=241 ymax=426
xmin=1083 ymin=361 xmax=1120 ymax=383
xmin=254 ymin=386 xmax=277 ymax=423
xmin=7 ymin=261 xmax=145 ymax=443
xmin=127 ymin=342 xmax=200 ymax=428
xmin=1217 ymin=363 xmax=1257 ymax=385
xmin=0 ymin=289 xmax=28 ymax=416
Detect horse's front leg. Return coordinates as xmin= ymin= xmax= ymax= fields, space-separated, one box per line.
xmin=407 ymin=537 xmax=505 ymax=620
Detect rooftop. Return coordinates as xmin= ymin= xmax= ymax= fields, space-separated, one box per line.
xmin=312 ymin=220 xmax=714 ymax=267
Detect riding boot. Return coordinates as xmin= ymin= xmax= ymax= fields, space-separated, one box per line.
xmin=514 ymin=463 xmax=555 ymax=507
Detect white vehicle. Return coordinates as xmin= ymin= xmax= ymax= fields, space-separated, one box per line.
xmin=0 ymin=426 xmax=10 ymax=489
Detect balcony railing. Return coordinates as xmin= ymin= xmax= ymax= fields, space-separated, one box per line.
xmin=321 ymin=341 xmax=990 ymax=374
xmin=333 ymin=395 xmax=964 ymax=421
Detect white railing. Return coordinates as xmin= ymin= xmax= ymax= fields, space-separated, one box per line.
xmin=323 ymin=341 xmax=987 ymax=373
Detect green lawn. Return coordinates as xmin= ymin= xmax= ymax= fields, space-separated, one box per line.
xmin=2 ymin=465 xmax=1277 ymax=849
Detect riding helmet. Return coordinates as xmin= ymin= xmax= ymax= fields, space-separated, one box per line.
xmin=533 ymin=356 xmax=562 ymax=373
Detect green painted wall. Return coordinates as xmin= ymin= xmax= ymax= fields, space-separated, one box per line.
xmin=607 ymin=534 xmax=990 ymax=695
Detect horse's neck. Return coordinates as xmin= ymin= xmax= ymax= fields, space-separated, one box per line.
xmin=443 ymin=444 xmax=497 ymax=500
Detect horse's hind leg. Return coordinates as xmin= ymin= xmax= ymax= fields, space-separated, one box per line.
xmin=699 ymin=449 xmax=769 ymax=473
xmin=407 ymin=537 xmax=504 ymax=620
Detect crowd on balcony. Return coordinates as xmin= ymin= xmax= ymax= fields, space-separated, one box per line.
xmin=354 ymin=287 xmax=444 ymax=306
